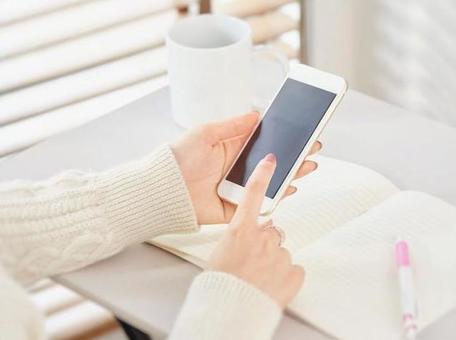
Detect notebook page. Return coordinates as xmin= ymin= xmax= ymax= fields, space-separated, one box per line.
xmin=290 ymin=191 xmax=456 ymax=340
xmin=153 ymin=155 xmax=399 ymax=256
xmin=273 ymin=155 xmax=398 ymax=252
xmin=151 ymin=224 xmax=226 ymax=268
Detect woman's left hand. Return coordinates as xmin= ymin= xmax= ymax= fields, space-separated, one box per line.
xmin=172 ymin=112 xmax=322 ymax=225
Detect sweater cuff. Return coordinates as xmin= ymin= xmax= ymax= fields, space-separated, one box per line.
xmin=170 ymin=271 xmax=283 ymax=340
xmin=97 ymin=144 xmax=199 ymax=248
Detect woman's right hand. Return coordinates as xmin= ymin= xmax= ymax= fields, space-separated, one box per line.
xmin=208 ymin=153 xmax=304 ymax=308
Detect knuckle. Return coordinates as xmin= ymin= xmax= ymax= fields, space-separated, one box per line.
xmin=242 ymin=223 xmax=256 ymax=237
xmin=227 ymin=224 xmax=246 ymax=238
xmin=251 ymin=242 xmax=264 ymax=257
xmin=228 ymin=220 xmax=257 ymax=238
xmin=291 ymin=266 xmax=305 ymax=284
xmin=293 ymin=265 xmax=305 ymax=278
xmin=278 ymin=248 xmax=292 ymax=264
xmin=258 ymin=229 xmax=268 ymax=239
xmin=227 ymin=225 xmax=241 ymax=237
xmin=195 ymin=124 xmax=209 ymax=135
xmin=265 ymin=229 xmax=279 ymax=243
xmin=198 ymin=124 xmax=217 ymax=143
xmin=260 ymin=230 xmax=274 ymax=244
xmin=260 ymin=217 xmax=273 ymax=226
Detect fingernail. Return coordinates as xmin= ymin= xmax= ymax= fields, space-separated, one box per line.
xmin=264 ymin=153 xmax=276 ymax=163
xmin=312 ymin=162 xmax=318 ymax=170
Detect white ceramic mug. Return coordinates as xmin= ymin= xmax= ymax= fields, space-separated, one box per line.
xmin=167 ymin=14 xmax=289 ymax=128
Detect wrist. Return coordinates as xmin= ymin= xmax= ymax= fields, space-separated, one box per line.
xmin=98 ymin=144 xmax=199 ymax=248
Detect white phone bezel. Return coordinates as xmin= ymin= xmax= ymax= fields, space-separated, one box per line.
xmin=218 ymin=63 xmax=348 ymax=215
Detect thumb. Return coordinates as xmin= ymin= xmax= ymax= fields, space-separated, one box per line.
xmin=209 ymin=112 xmax=259 ymax=143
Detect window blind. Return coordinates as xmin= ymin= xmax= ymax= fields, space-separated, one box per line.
xmin=0 ymin=0 xmax=301 ymax=157
xmin=0 ymin=0 xmax=190 ymax=156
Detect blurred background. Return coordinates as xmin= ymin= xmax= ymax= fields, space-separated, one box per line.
xmin=0 ymin=0 xmax=455 ymax=339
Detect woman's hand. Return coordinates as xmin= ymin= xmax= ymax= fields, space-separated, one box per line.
xmin=172 ymin=112 xmax=321 ymax=225
xmin=208 ymin=153 xmax=304 ymax=308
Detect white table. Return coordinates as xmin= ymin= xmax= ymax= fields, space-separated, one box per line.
xmin=1 ymin=87 xmax=456 ymax=339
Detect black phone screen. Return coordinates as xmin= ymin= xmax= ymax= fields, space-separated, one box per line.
xmin=226 ymin=78 xmax=337 ymax=198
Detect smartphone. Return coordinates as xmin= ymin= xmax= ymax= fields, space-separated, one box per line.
xmin=217 ymin=63 xmax=347 ymax=215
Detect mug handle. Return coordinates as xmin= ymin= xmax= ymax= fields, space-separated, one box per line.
xmin=251 ymin=45 xmax=290 ymax=111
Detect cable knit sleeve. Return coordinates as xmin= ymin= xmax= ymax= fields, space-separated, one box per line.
xmin=0 ymin=144 xmax=199 ymax=285
xmin=0 ymin=144 xmax=283 ymax=340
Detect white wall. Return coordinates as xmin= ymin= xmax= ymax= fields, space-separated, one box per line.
xmin=305 ymin=0 xmax=456 ymax=126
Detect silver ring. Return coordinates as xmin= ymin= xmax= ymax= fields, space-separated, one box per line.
xmin=263 ymin=225 xmax=286 ymax=246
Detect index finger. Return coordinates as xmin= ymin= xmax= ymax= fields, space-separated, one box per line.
xmin=234 ymin=153 xmax=277 ymax=222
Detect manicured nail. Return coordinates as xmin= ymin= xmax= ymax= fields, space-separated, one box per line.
xmin=264 ymin=153 xmax=276 ymax=163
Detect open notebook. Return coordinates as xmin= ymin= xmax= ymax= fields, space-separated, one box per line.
xmin=151 ymin=155 xmax=456 ymax=340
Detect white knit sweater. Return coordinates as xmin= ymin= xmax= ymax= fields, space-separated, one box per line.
xmin=0 ymin=144 xmax=282 ymax=340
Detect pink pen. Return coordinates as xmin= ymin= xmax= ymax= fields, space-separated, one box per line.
xmin=395 ymin=238 xmax=418 ymax=340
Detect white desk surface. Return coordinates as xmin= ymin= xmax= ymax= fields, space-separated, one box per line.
xmin=1 ymin=87 xmax=456 ymax=339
